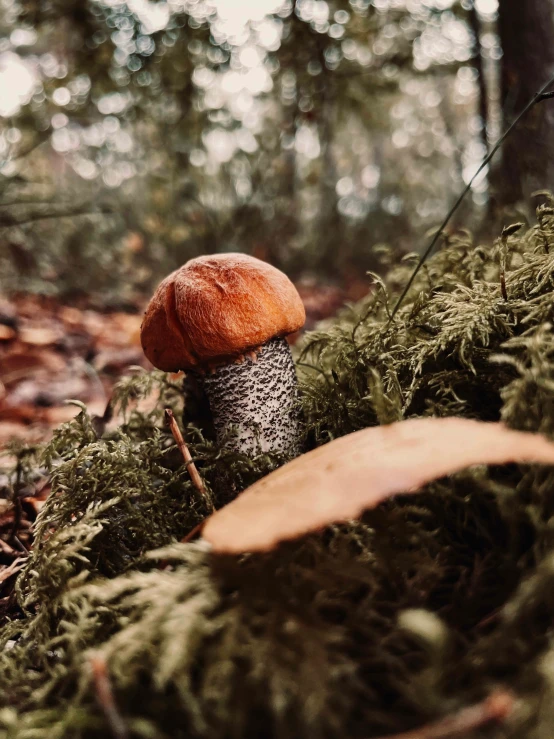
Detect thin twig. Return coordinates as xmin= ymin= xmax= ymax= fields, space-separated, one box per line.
xmin=390 ymin=77 xmax=554 ymax=321
xmin=90 ymin=655 xmax=128 ymax=739
xmin=8 ymin=458 xmax=23 ymax=546
xmin=0 ymin=205 xmax=113 ymax=228
xmin=181 ymin=520 xmax=206 ymax=543
xmin=12 ymin=535 xmax=29 ymax=555
xmin=373 ymin=690 xmax=514 ymax=739
xmin=165 ymin=408 xmax=214 ymax=512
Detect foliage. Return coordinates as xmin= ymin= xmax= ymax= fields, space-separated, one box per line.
xmin=0 ymin=0 xmax=485 ymax=297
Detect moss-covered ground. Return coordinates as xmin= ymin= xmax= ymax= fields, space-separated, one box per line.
xmin=3 ymin=202 xmax=554 ymax=737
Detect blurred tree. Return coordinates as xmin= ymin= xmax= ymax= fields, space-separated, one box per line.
xmin=492 ymin=0 xmax=554 ymax=206
xmin=0 ymin=0 xmax=486 ymax=299
xmin=468 ymin=0 xmax=488 ymax=156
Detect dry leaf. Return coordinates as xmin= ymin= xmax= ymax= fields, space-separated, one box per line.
xmin=0 ymin=325 xmax=16 ymax=342
xmin=1 ymin=348 xmax=67 ymax=383
xmin=0 ymin=558 xmax=25 ymax=585
xmin=5 ymin=377 xmax=89 ymax=409
xmin=58 ymin=305 xmax=84 ymax=327
xmin=0 ymin=296 xmax=152 ymax=443
xmin=94 ymin=347 xmax=144 ymax=374
xmin=18 ymin=326 xmax=62 ymax=346
xmin=203 ymin=418 xmax=554 ymax=554
xmin=0 ymin=421 xmax=42 ymax=446
xmin=26 ymin=497 xmax=47 ymax=515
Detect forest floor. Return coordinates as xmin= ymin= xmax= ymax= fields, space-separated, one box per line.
xmin=0 ymin=280 xmax=357 ymax=610
xmin=4 ymin=212 xmax=554 ymax=736
xmin=0 ymin=281 xmax=352 ymax=449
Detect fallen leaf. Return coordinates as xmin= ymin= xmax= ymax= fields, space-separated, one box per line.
xmin=0 ymin=326 xmax=16 ymax=341
xmin=1 ymin=348 xmax=67 ymax=383
xmin=26 ymin=497 xmax=47 ymax=514
xmin=0 ymin=296 xmax=149 ymax=443
xmin=0 ymin=558 xmax=25 ymax=585
xmin=18 ymin=326 xmax=61 ymax=346
xmin=0 ymin=421 xmax=42 ymax=446
xmin=58 ymin=305 xmax=84 ymax=327
xmin=0 ymin=539 xmax=17 ymax=556
xmin=203 ymin=418 xmax=554 ymax=554
xmin=94 ymin=347 xmax=144 ymax=374
xmin=0 ymin=403 xmax=43 ymax=424
xmin=96 ymin=313 xmax=143 ymax=349
xmin=0 ymin=299 xmax=17 ymax=328
xmin=4 ymin=377 xmax=89 ymax=409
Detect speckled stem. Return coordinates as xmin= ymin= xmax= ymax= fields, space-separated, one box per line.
xmin=202 ymin=337 xmax=302 ymax=458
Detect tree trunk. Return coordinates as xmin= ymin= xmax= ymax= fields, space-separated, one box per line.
xmin=492 ymin=0 xmax=554 ymax=206
xmin=316 ymin=40 xmax=341 ymax=274
xmin=469 ymin=1 xmax=489 ymax=155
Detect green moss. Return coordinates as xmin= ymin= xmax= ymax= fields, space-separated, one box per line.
xmin=3 ymin=202 xmax=554 ymax=737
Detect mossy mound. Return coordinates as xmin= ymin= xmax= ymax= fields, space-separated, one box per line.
xmin=3 ymin=205 xmax=554 ymax=737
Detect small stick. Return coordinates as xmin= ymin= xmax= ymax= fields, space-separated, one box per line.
xmin=90 ymin=654 xmax=128 ymax=739
xmin=12 ymin=535 xmax=29 ymax=555
xmin=181 ymin=520 xmax=206 ymax=543
xmin=8 ymin=458 xmax=23 ymax=546
xmin=372 ymin=690 xmax=514 ymax=739
xmin=165 ymin=409 xmax=214 ymax=512
xmin=500 ymin=269 xmax=508 ymax=301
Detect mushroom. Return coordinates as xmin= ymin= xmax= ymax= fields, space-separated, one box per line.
xmin=141 ymin=253 xmax=306 ymax=457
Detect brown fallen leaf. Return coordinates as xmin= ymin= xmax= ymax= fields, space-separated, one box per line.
xmin=0 ymin=325 xmax=16 ymax=342
xmin=58 ymin=305 xmax=84 ymax=327
xmin=1 ymin=348 xmax=67 ymax=383
xmin=0 ymin=421 xmax=43 ymax=446
xmin=4 ymin=376 xmax=90 ymax=409
xmin=0 ymin=539 xmax=17 ymax=556
xmin=0 ymin=299 xmax=17 ymax=328
xmin=18 ymin=326 xmax=62 ymax=346
xmin=203 ymin=418 xmax=554 ymax=554
xmin=94 ymin=347 xmax=144 ymax=374
xmin=0 ymin=557 xmax=25 ymax=585
xmin=26 ymin=496 xmax=47 ymax=515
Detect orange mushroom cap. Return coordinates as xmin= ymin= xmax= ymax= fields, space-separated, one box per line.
xmin=141 ymin=253 xmax=306 ymax=371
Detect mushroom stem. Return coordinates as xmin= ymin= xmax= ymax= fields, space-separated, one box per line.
xmin=202 ymin=337 xmax=302 ymax=457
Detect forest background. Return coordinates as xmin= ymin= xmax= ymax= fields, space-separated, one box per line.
xmin=2 ymin=0 xmax=551 ymax=297
xmin=0 ymin=0 xmax=553 ymax=439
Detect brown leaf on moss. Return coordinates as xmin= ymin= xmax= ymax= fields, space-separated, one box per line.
xmin=203 ymin=418 xmax=554 ymax=554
